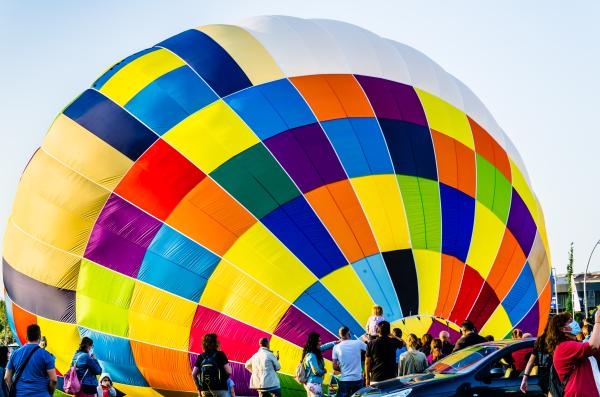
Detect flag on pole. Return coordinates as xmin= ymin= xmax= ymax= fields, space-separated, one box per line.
xmin=571 ymin=275 xmax=581 ymax=313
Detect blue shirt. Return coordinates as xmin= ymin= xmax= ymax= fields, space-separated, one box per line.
xmin=7 ymin=344 xmax=55 ymax=397
xmin=71 ymin=352 xmax=102 ymax=386
xmin=226 ymin=378 xmax=235 ymax=397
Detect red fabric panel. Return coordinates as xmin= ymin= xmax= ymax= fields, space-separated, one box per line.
xmin=115 ymin=139 xmax=206 ymax=220
xmin=449 ymin=265 xmax=484 ymax=325
xmin=468 ymin=280 xmax=501 ymax=330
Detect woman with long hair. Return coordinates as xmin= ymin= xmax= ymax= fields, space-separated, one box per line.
xmin=427 ymin=339 xmax=445 ymax=365
xmin=70 ymin=337 xmax=103 ymax=397
xmin=520 ymin=322 xmax=552 ymax=395
xmin=419 ymin=334 xmax=433 ymax=356
xmin=398 ymin=334 xmax=428 ymax=376
xmin=544 ymin=311 xmax=600 ymax=397
xmin=302 ymin=332 xmax=327 ymax=397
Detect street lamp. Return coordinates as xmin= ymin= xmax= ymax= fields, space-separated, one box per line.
xmin=584 ymin=239 xmax=600 ymax=316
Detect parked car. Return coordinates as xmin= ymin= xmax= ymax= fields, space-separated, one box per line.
xmin=354 ymin=339 xmax=544 ymax=397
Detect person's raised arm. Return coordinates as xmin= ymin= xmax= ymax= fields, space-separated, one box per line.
xmin=519 ymin=354 xmax=536 ymax=394
xmin=588 ymin=310 xmax=600 ymax=352
xmin=271 ymin=353 xmax=281 ymax=372
xmin=88 ymin=354 xmax=103 ymax=375
xmin=47 ymin=368 xmax=58 ymax=395
xmin=320 ymin=341 xmax=337 ymax=352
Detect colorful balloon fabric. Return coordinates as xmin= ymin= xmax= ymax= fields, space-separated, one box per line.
xmin=3 ymin=16 xmax=551 ymax=396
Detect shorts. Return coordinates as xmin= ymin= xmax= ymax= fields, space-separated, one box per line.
xmin=304 ymin=382 xmax=323 ymax=397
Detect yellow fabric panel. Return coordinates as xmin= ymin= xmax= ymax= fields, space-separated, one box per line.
xmin=198 ymin=25 xmax=284 ymax=85
xmin=269 ymin=335 xmax=305 ymax=376
xmin=535 ymin=197 xmax=551 ymax=266
xmin=350 ymin=175 xmax=410 ymax=252
xmin=415 ymin=89 xmax=474 ymax=150
xmin=113 ymin=384 xmax=164 ymax=397
xmin=43 ymin=114 xmax=133 ymax=191
xmin=510 ymin=159 xmax=538 ymax=223
xmin=37 ymin=317 xmax=81 ymax=374
xmin=479 ymin=305 xmax=512 ymax=340
xmin=129 ymin=281 xmax=197 ymax=351
xmin=163 ymin=100 xmax=260 ymax=173
xmin=391 ymin=317 xmax=432 ymax=339
xmin=320 ymin=265 xmax=373 ymax=325
xmin=223 ymin=223 xmax=316 ymax=302
xmin=413 ymin=249 xmax=441 ymax=315
xmin=3 ymin=220 xmax=80 ymax=290
xmin=11 ymin=150 xmax=110 ymax=255
xmin=466 ymin=202 xmax=505 ymax=278
xmin=99 ymin=48 xmax=185 ymax=106
xmin=199 ymin=261 xmax=290 ymax=332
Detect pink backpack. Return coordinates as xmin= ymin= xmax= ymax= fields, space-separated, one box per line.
xmin=63 ymin=355 xmax=88 ymax=394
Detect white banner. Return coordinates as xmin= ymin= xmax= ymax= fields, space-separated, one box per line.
xmin=571 ymin=275 xmax=581 ymax=312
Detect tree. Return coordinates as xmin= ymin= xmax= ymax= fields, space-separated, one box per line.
xmin=566 ymin=242 xmax=574 ymax=314
xmin=0 ymin=300 xmax=16 ymax=345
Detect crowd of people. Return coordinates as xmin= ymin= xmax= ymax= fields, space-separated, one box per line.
xmin=0 ymin=305 xmax=597 ymax=397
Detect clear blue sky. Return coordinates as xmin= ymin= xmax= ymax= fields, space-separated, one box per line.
xmin=1 ymin=0 xmax=599 ymax=284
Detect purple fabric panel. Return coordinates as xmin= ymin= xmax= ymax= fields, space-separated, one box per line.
xmin=188 ymin=354 xmax=257 ymax=396
xmin=264 ymin=123 xmax=346 ymax=193
xmin=506 ymin=189 xmax=537 ymax=256
xmin=355 ymin=75 xmax=427 ymax=126
xmin=515 ymin=301 xmax=540 ymax=337
xmin=273 ymin=305 xmax=338 ymax=352
xmin=427 ymin=320 xmax=462 ymax=345
xmin=84 ymin=194 xmax=162 ymax=278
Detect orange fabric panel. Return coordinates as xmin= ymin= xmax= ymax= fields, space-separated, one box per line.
xmin=130 ymin=340 xmax=196 ymax=391
xmin=305 ymin=180 xmax=379 ymax=263
xmin=167 ymin=178 xmax=256 ymax=256
xmin=11 ymin=301 xmax=37 ymax=345
xmin=538 ymin=281 xmax=551 ymax=335
xmin=431 ymin=130 xmax=476 ymax=198
xmin=435 ymin=254 xmax=466 ymax=319
xmin=486 ymin=230 xmax=526 ymax=301
xmin=468 ymin=117 xmax=511 ymax=182
xmin=290 ymin=74 xmax=374 ymax=121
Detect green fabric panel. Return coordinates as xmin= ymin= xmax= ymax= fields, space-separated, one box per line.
xmin=210 ymin=143 xmax=300 ymax=218
xmin=476 ymin=154 xmax=495 ymax=209
xmin=279 ymin=373 xmax=307 ymax=397
xmin=397 ymin=175 xmax=441 ymax=251
xmin=476 ymin=154 xmax=512 ymax=224
xmin=76 ymin=259 xmax=134 ymax=336
xmin=492 ymin=168 xmax=512 ymax=223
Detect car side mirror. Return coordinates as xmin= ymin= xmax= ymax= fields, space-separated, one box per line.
xmin=488 ymin=367 xmax=504 ymax=379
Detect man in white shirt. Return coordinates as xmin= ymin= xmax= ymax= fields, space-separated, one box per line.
xmin=332 ymin=326 xmax=367 ymax=397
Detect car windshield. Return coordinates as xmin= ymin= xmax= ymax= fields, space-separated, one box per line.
xmin=427 ymin=345 xmax=500 ymax=374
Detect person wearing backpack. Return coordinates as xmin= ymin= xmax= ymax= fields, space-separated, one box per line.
xmin=301 ymin=332 xmax=328 ymax=397
xmin=520 ymin=322 xmax=552 ymax=395
xmin=546 ymin=310 xmax=600 ymax=397
xmin=398 ymin=334 xmax=428 ymax=376
xmin=4 ymin=324 xmax=57 ymax=397
xmin=245 ymin=338 xmax=281 ymax=397
xmin=192 ymin=334 xmax=232 ymax=397
xmin=69 ymin=337 xmax=103 ymax=397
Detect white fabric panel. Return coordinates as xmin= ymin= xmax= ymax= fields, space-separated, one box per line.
xmin=387 ymin=40 xmax=441 ymax=101
xmin=504 ymin=137 xmax=532 ymax=184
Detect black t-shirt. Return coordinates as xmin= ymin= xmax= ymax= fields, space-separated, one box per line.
xmin=366 ymin=336 xmax=404 ymax=382
xmin=453 ymin=333 xmax=486 ymax=352
xmin=441 ymin=341 xmax=454 ymax=356
xmin=194 ymin=350 xmax=229 ymax=390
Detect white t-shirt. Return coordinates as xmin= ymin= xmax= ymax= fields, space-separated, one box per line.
xmin=332 ymin=339 xmax=367 ymax=381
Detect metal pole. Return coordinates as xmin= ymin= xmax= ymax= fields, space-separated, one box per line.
xmin=552 ymin=267 xmax=559 ymax=315
xmin=584 ymin=239 xmax=600 ymax=316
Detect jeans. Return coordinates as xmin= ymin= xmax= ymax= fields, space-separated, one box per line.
xmin=338 ymin=380 xmax=364 ymax=397
xmin=258 ymin=389 xmax=281 ymax=397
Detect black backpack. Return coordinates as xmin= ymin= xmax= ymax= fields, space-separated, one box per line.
xmin=548 ymin=354 xmax=573 ymax=397
xmin=198 ymin=352 xmax=222 ymax=391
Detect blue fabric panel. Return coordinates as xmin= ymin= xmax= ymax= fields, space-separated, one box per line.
xmin=63 ymin=89 xmax=157 ymax=161
xmin=225 ymin=79 xmax=316 ymax=140
xmin=378 ymin=118 xmax=438 ymax=180
xmin=78 ymin=327 xmax=148 ymax=387
xmin=294 ymin=282 xmax=363 ymax=336
xmin=502 ymin=263 xmax=538 ymax=325
xmin=351 ymin=254 xmax=402 ymax=321
xmin=157 ymin=29 xmax=252 ymax=97
xmin=261 ymin=196 xmax=347 ymax=278
xmin=138 ymin=225 xmax=220 ymax=302
xmin=440 ymin=183 xmax=475 ymax=263
xmin=125 ymin=66 xmax=218 ymax=135
xmin=93 ymin=48 xmax=157 ymax=90
xmin=322 ymin=118 xmax=394 ymax=178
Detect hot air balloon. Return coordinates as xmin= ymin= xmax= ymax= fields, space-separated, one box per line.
xmin=3 ymin=16 xmax=551 ymax=396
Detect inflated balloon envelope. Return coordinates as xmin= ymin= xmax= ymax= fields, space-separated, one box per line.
xmin=3 ymin=16 xmax=551 ymax=396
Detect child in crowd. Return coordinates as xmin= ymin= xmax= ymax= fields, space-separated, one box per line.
xmin=365 ymin=305 xmax=385 ymax=339
xmin=227 ymin=377 xmax=236 ymax=397
xmin=97 ymin=373 xmax=117 ymax=397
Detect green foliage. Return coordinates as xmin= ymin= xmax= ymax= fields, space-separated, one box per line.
xmin=566 ymin=242 xmax=574 ymax=314
xmin=0 ymin=300 xmax=15 ymax=345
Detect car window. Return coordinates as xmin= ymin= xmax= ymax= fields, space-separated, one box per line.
xmin=487 ymin=346 xmax=534 ymax=379
xmin=428 ymin=346 xmax=500 ymax=374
